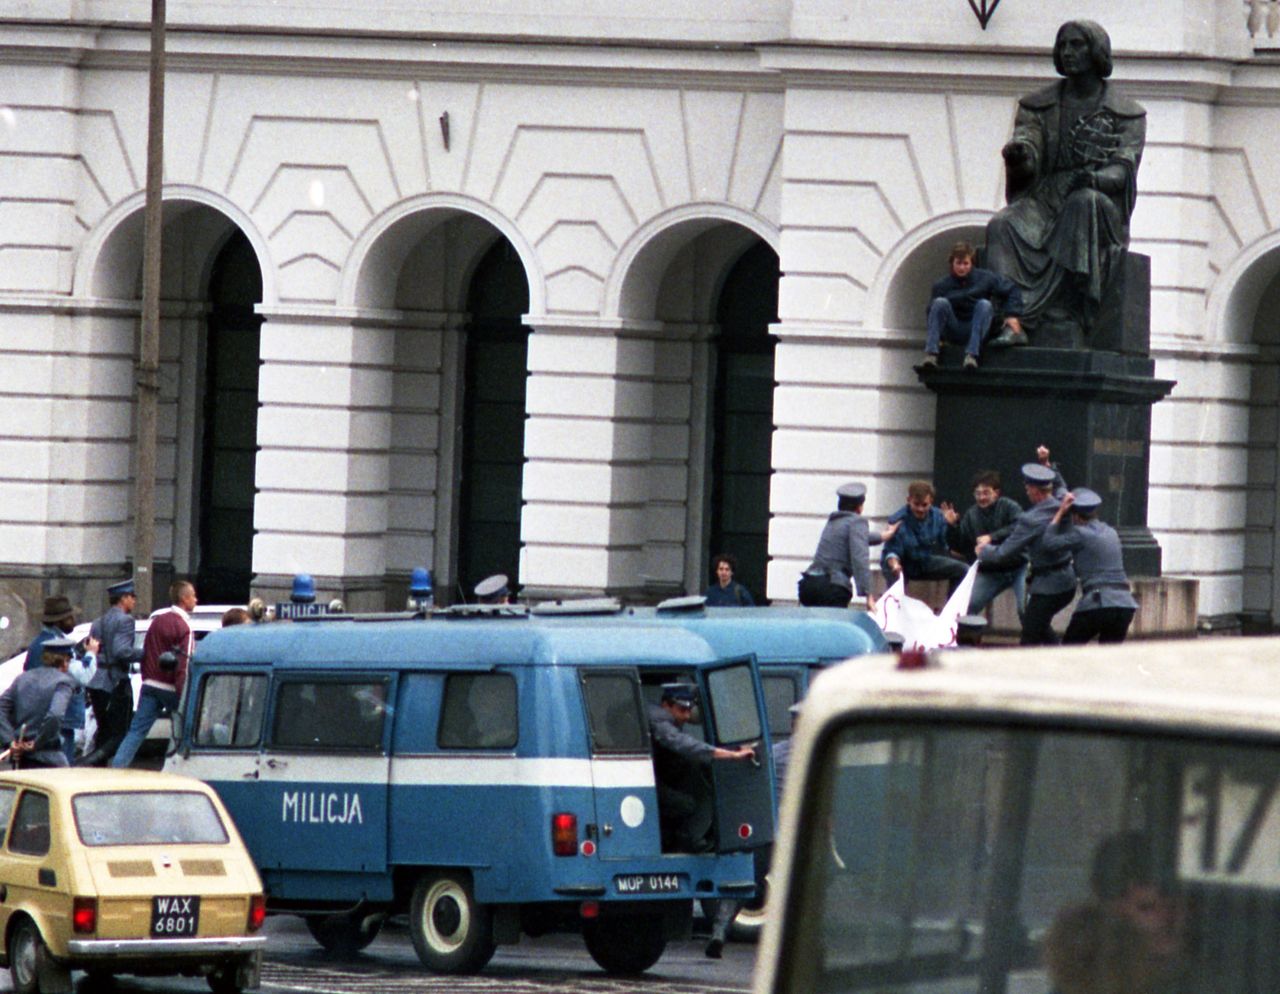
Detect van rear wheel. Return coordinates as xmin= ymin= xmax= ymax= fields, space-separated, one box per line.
xmin=409 ymin=872 xmax=495 ymax=973
xmin=583 ymin=916 xmax=666 ymax=974
xmin=305 ymin=911 xmax=384 ymax=955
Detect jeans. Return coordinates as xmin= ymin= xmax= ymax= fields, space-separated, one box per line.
xmin=968 ymin=565 xmax=1027 ymax=620
xmin=110 ymin=685 xmax=177 ymax=769
xmin=926 ymin=297 xmax=994 ymax=357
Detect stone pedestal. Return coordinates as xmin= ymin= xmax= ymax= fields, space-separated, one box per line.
xmin=919 ymin=347 xmax=1174 ymax=577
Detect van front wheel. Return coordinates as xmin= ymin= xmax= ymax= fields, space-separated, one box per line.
xmin=583 ymin=916 xmax=666 ymax=974
xmin=409 ymin=872 xmax=495 ymax=973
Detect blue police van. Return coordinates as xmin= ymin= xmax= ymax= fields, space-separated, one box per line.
xmin=165 ymin=610 xmax=775 ymax=974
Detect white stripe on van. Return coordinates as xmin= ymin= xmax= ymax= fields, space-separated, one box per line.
xmin=169 ymin=753 xmax=656 ymax=789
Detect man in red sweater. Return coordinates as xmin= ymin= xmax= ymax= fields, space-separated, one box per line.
xmin=110 ymin=580 xmax=197 ymax=768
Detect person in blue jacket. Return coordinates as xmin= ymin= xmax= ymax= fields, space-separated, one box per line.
xmin=704 ymin=553 xmax=755 ymax=607
xmin=881 ymin=480 xmax=969 ymax=593
xmin=922 ymin=241 xmax=1025 ymax=369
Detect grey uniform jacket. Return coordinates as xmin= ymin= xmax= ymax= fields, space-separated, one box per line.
xmin=647 ymin=705 xmax=714 ymax=765
xmin=977 ymin=497 xmax=1077 ymax=595
xmin=1041 ymin=518 xmax=1138 ymax=611
xmin=806 ymin=511 xmax=882 ymax=597
xmin=0 ymin=667 xmax=76 ymax=767
xmin=88 ymin=606 xmax=144 ymax=692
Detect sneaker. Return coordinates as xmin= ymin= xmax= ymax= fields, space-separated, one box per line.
xmin=921 ymin=353 xmax=939 ymax=368
xmin=988 ymin=327 xmax=1029 ymax=349
xmin=963 ymin=354 xmax=979 ymax=370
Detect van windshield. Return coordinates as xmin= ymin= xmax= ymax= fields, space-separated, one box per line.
xmin=74 ymin=791 xmax=229 ymax=846
xmin=782 ymin=721 xmax=1280 ymax=994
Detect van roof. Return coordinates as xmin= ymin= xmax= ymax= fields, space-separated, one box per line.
xmin=799 ymin=636 xmax=1280 ymax=740
xmin=192 ymin=616 xmax=724 ymax=670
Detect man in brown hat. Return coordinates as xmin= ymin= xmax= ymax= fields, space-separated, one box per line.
xmin=25 ymin=595 xmax=78 ymax=673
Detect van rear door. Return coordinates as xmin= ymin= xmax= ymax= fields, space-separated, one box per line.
xmin=579 ymin=668 xmax=658 ymax=859
xmin=697 ymin=656 xmax=774 ymax=852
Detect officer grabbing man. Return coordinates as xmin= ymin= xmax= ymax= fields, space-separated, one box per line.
xmin=82 ymin=579 xmax=145 ymax=767
xmin=0 ymin=637 xmax=78 ymax=768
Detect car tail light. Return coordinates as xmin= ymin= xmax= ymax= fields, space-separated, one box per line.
xmin=247 ymin=894 xmax=266 ymax=932
xmin=552 ymin=813 xmax=578 ymax=856
xmin=72 ymin=897 xmax=97 ymax=935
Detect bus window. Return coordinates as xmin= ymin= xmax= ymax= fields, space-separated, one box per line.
xmin=438 ymin=673 xmax=517 ymax=750
xmin=195 ymin=673 xmax=267 ymax=748
xmin=580 ymin=672 xmax=647 ymax=754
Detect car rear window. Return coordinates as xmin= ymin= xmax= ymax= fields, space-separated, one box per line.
xmin=74 ymin=791 xmax=229 ymax=846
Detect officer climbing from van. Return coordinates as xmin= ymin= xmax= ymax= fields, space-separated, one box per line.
xmin=648 ymin=683 xmax=756 ymax=958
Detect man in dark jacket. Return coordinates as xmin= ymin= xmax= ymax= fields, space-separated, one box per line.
xmin=944 ymin=470 xmax=1027 ymax=619
xmin=881 ymin=480 xmax=968 ymax=593
xmin=923 ymin=241 xmax=1025 ymax=369
xmin=977 ymin=463 xmax=1077 ymax=644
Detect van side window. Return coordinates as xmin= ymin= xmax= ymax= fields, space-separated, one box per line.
xmin=761 ymin=673 xmax=800 ymax=739
xmin=438 ymin=674 xmax=517 ymax=749
xmin=10 ymin=791 xmax=50 ymax=856
xmin=272 ymin=679 xmax=389 ymax=751
xmin=195 ymin=674 xmax=267 ymax=748
xmin=581 ymin=672 xmax=647 ymax=753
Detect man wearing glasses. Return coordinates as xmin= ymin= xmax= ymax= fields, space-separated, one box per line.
xmin=943 ymin=469 xmax=1028 ymax=620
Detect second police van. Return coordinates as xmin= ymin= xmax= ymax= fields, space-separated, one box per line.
xmin=164 ymin=608 xmax=777 ymax=974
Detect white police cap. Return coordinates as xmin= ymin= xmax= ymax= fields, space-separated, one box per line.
xmin=474 ymin=574 xmax=510 ymax=602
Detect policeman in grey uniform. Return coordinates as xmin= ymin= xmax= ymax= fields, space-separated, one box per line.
xmin=647 ymin=683 xmax=755 ymax=957
xmin=82 ymin=579 xmax=144 ymax=767
xmin=1043 ymin=487 xmax=1139 ymax=644
xmin=0 ymin=637 xmax=78 ymax=768
xmin=978 ymin=463 xmax=1077 ymax=645
xmin=798 ymin=482 xmax=898 ymax=609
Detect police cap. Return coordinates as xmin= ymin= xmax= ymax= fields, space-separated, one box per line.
xmin=107 ymin=579 xmax=135 ymax=599
xmin=836 ymin=481 xmax=867 ymax=502
xmin=41 ymin=637 xmax=76 ymax=657
xmin=1071 ymin=487 xmax=1103 ymax=512
xmin=1021 ymin=462 xmax=1057 ymax=487
xmin=474 ymin=574 xmax=510 ymax=603
xmin=661 ymin=683 xmax=698 ymax=707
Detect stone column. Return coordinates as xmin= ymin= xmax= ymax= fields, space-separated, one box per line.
xmin=253 ymin=306 xmax=394 ymax=611
xmin=521 ymin=319 xmax=657 ymax=600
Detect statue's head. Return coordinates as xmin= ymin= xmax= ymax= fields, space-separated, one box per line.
xmin=1053 ymin=20 xmax=1112 ymax=79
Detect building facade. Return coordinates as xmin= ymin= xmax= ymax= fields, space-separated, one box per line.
xmin=0 ymin=1 xmax=1276 ymax=628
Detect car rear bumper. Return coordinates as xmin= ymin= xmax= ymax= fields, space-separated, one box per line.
xmin=67 ymin=935 xmax=266 ymax=956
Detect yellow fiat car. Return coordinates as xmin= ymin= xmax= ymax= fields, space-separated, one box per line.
xmin=0 ymin=769 xmax=265 ymax=994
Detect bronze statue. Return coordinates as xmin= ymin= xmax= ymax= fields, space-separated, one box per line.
xmin=985 ymin=21 xmax=1146 ymax=347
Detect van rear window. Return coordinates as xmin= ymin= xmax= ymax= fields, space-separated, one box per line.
xmin=74 ymin=791 xmax=228 ymax=846
xmin=438 ymin=674 xmax=518 ymax=749
xmin=581 ymin=672 xmax=647 ymax=753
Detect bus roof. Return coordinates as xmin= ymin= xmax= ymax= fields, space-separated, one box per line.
xmin=798 ymin=636 xmax=1280 ymax=740
xmin=191 ymin=616 xmax=725 ymax=670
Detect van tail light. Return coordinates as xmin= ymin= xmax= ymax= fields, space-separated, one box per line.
xmin=552 ymin=813 xmax=578 ymax=857
xmin=247 ymin=894 xmax=266 ymax=932
xmin=72 ymin=897 xmax=97 ymax=935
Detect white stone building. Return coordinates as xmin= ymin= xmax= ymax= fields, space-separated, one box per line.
xmin=0 ymin=0 xmax=1277 ymax=628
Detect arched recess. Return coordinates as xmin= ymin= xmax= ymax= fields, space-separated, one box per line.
xmin=346 ymin=203 xmax=533 ymax=603
xmin=1213 ymin=239 xmax=1280 ymax=628
xmin=607 ymin=206 xmax=781 ymax=601
xmin=867 ymin=211 xmax=992 ymax=332
xmin=80 ymin=195 xmax=266 ymax=599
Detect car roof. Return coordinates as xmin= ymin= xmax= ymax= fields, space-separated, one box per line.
xmin=798 ymin=636 xmax=1280 ymax=740
xmin=0 ymin=768 xmax=218 ymax=797
xmin=194 ymin=616 xmax=725 ymax=670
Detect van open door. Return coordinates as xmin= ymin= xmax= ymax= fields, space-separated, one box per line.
xmin=696 ymin=656 xmax=775 ymax=853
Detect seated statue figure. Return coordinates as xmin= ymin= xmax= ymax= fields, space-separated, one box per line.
xmin=985 ymin=20 xmax=1146 ymax=347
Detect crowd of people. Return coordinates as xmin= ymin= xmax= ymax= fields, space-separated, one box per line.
xmin=797 ymin=444 xmax=1138 ymax=646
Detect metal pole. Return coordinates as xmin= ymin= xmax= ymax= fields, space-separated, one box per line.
xmin=134 ymin=0 xmax=165 ymax=616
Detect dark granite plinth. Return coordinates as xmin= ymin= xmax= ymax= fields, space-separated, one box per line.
xmin=919 ymin=347 xmax=1174 ymax=577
